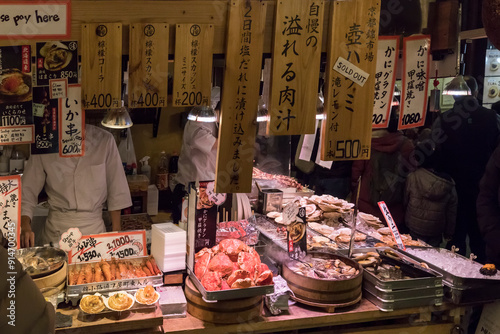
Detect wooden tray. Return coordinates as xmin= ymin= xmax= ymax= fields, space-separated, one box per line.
xmin=290 ymin=293 xmax=362 ymax=313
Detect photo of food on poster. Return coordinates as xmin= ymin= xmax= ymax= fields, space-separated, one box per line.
xmin=31 ymin=86 xmax=59 ymax=154
xmin=36 ymin=41 xmax=78 ymax=87
xmin=483 ymin=77 xmax=500 ymax=105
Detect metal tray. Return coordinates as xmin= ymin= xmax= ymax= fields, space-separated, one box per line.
xmin=402 ymin=247 xmax=500 ymax=288
xmin=363 ymin=279 xmax=443 ymax=301
xmin=337 ymin=247 xmax=443 ymax=291
xmin=443 ymin=281 xmax=500 ymax=305
xmin=66 ymin=257 xmax=163 ymax=304
xmin=187 ymin=268 xmax=274 ymax=301
xmin=363 ymin=288 xmax=443 ymax=312
xmin=15 ymin=246 xmax=67 ymax=278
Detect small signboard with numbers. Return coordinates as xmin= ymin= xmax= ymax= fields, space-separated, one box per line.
xmin=398 ymin=35 xmax=430 ymax=130
xmin=81 ymin=23 xmax=122 ymax=110
xmin=321 ymin=0 xmax=380 ymax=161
xmin=129 ymin=23 xmax=169 ymax=109
xmin=173 ymin=24 xmax=214 ymax=107
xmin=68 ymin=230 xmax=147 ymax=264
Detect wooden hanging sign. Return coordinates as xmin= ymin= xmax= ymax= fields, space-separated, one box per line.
xmin=81 ymin=23 xmax=122 ymax=110
xmin=268 ymin=0 xmax=324 ymax=135
xmin=173 ymin=24 xmax=214 ymax=107
xmin=321 ymin=0 xmax=380 ymax=161
xmin=372 ymin=36 xmax=399 ymax=129
xmin=398 ymin=35 xmax=430 ymax=130
xmin=215 ymin=0 xmax=267 ymax=193
xmin=129 ymin=23 xmax=169 ymax=109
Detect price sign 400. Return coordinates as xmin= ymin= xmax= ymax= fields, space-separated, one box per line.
xmin=87 ymin=93 xmax=113 ymax=108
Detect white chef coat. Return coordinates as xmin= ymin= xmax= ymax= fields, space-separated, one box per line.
xmin=173 ymin=120 xmax=217 ymax=189
xmin=21 ymin=125 xmax=132 ymax=245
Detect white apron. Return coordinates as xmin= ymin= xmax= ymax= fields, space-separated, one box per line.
xmin=41 ymin=209 xmax=105 ymax=246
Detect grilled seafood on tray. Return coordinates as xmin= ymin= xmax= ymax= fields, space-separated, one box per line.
xmin=80 ymin=294 xmax=106 ymax=314
xmin=0 ymin=69 xmax=31 ymax=102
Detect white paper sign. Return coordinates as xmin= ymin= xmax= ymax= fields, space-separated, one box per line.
xmin=475 ymin=300 xmax=500 ymax=334
xmin=282 ymin=202 xmax=299 ymax=225
xmin=333 ymin=57 xmax=370 ymax=87
xmin=0 ymin=1 xmax=71 ymax=40
xmin=373 ymin=36 xmax=399 ymax=129
xmin=0 ymin=125 xmax=34 ymax=145
xmin=399 ymin=35 xmax=430 ymax=130
xmin=482 ymin=77 xmax=500 ymax=104
xmin=315 ymin=121 xmax=333 ymax=169
xmin=59 ymin=227 xmax=82 ymax=252
xmin=68 ymin=230 xmax=147 ymax=264
xmin=0 ymin=175 xmax=21 ymax=249
xmin=485 ymin=49 xmax=500 ymax=77
xmin=378 ymin=201 xmax=405 ymax=250
xmin=50 ymin=79 xmax=68 ymax=99
xmin=59 ymin=85 xmax=84 ymax=157
xmin=206 ymin=181 xmax=226 ymax=206
xmin=299 ymin=120 xmax=319 ymax=161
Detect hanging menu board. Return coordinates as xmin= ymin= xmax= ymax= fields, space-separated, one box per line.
xmin=268 ymin=0 xmax=324 ymax=135
xmin=36 ymin=41 xmax=78 ymax=87
xmin=0 ymin=45 xmax=34 ymax=145
xmin=129 ymin=23 xmax=169 ymax=109
xmin=32 ymin=86 xmax=59 ymax=154
xmin=215 ymin=0 xmax=266 ymax=194
xmin=59 ymin=85 xmax=84 ymax=157
xmin=321 ymin=0 xmax=380 ymax=161
xmin=173 ymin=24 xmax=214 ymax=107
xmin=372 ymin=36 xmax=399 ymax=129
xmin=0 ymin=175 xmax=21 ymax=249
xmin=81 ymin=23 xmax=122 ymax=110
xmin=398 ymin=35 xmax=430 ymax=130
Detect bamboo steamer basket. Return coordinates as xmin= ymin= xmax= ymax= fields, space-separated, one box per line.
xmin=185 ymin=277 xmax=263 ymax=324
xmin=282 ymin=252 xmax=362 ymax=304
xmin=33 ymin=261 xmax=67 ymax=292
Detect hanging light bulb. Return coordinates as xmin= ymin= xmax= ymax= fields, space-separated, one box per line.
xmin=443 ymin=75 xmax=471 ymax=96
xmin=256 ymin=95 xmax=269 ymax=122
xmin=101 ymin=101 xmax=133 ymax=129
xmin=187 ymin=105 xmax=217 ymax=123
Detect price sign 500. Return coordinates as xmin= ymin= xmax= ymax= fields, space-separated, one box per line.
xmin=333 ymin=140 xmax=361 ymax=159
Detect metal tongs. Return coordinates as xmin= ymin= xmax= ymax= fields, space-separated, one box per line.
xmin=348 ymin=176 xmax=362 ymax=258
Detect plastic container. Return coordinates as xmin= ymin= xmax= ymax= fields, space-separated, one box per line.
xmin=127 ymin=174 xmax=149 ymax=192
xmin=140 ymin=156 xmax=151 ymax=182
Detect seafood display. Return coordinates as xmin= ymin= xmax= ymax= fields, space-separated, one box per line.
xmin=194 ymin=239 xmax=273 ymax=291
xmin=0 ymin=68 xmax=32 ymax=102
xmin=68 ymin=256 xmax=161 ymax=285
xmin=216 ymin=219 xmax=259 ymax=245
xmin=287 ymin=255 xmax=359 ymax=280
xmin=307 ymin=235 xmax=338 ymax=252
xmin=15 ymin=247 xmax=66 ymax=277
xmin=79 ymin=294 xmax=106 ymax=314
xmin=107 ymin=291 xmax=135 ymax=311
xmin=135 ymin=285 xmax=160 ymax=305
xmin=480 ymin=264 xmax=498 ymax=276
xmin=253 ymin=167 xmax=304 ymax=190
xmin=40 ymin=41 xmax=73 ymax=71
xmin=308 ymin=223 xmax=367 ymax=244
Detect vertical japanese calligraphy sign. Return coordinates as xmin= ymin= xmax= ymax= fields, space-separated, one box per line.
xmin=0 ymin=175 xmax=21 ymax=249
xmin=0 ymin=45 xmax=34 ymax=145
xmin=81 ymin=23 xmax=122 ymax=110
xmin=129 ymin=23 xmax=169 ymax=109
xmin=321 ymin=0 xmax=380 ymax=161
xmin=398 ymin=35 xmax=431 ymax=130
xmin=269 ymin=0 xmax=324 ymax=135
xmin=215 ymin=0 xmax=267 ymax=194
xmin=372 ymin=36 xmax=399 ymax=129
xmin=173 ymin=24 xmax=214 ymax=107
xmin=59 ymin=85 xmax=85 ymax=157
xmin=31 ymin=86 xmax=59 ymax=154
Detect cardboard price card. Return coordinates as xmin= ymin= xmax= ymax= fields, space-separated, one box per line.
xmin=0 ymin=175 xmax=21 ymax=249
xmin=373 ymin=36 xmax=399 ymax=129
xmin=68 ymin=230 xmax=147 ymax=264
xmin=59 ymin=85 xmax=84 ymax=157
xmin=321 ymin=0 xmax=380 ymax=161
xmin=377 ymin=201 xmax=405 ymax=250
xmin=215 ymin=0 xmax=266 ymax=194
xmin=398 ymin=35 xmax=430 ymax=130
xmin=269 ymin=0 xmax=324 ymax=136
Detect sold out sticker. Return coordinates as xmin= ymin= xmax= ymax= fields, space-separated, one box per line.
xmin=333 ymin=56 xmax=370 ymax=87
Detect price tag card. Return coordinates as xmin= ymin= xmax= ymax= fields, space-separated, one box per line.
xmin=49 ymin=79 xmax=68 ymax=99
xmin=59 ymin=227 xmax=82 ymax=252
xmin=321 ymin=0 xmax=380 ymax=161
xmin=372 ymin=36 xmax=399 ymax=129
xmin=59 ymin=85 xmax=84 ymax=157
xmin=0 ymin=175 xmax=21 ymax=249
xmin=269 ymin=0 xmax=324 ymax=136
xmin=0 ymin=45 xmax=34 ymax=145
xmin=378 ymin=201 xmax=405 ymax=250
xmin=36 ymin=41 xmax=78 ymax=87
xmin=31 ymin=86 xmax=59 ymax=154
xmin=215 ymin=0 xmax=266 ymax=194
xmin=129 ymin=23 xmax=169 ymax=108
xmin=173 ymin=24 xmax=214 ymax=107
xmin=206 ymin=181 xmax=226 ymax=206
xmin=288 ymin=206 xmax=307 ymax=260
xmin=282 ymin=202 xmax=299 ymax=225
xmin=68 ymin=230 xmax=147 ymax=264
xmin=81 ymin=23 xmax=122 ymax=110
xmin=398 ymin=35 xmax=430 ymax=130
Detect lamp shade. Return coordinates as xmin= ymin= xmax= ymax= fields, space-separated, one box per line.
xmin=187 ymin=106 xmax=217 ymax=123
xmin=443 ymin=75 xmax=471 ymax=96
xmin=101 ymin=105 xmax=133 ymax=129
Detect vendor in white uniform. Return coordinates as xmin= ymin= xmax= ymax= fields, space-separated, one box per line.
xmin=20 ymin=124 xmax=132 ymax=247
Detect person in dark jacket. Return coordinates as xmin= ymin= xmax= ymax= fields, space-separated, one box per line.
xmin=404 ymin=142 xmax=457 ymax=247
xmin=432 ymin=76 xmax=499 ymax=262
xmin=477 ymin=144 xmax=500 ymax=267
